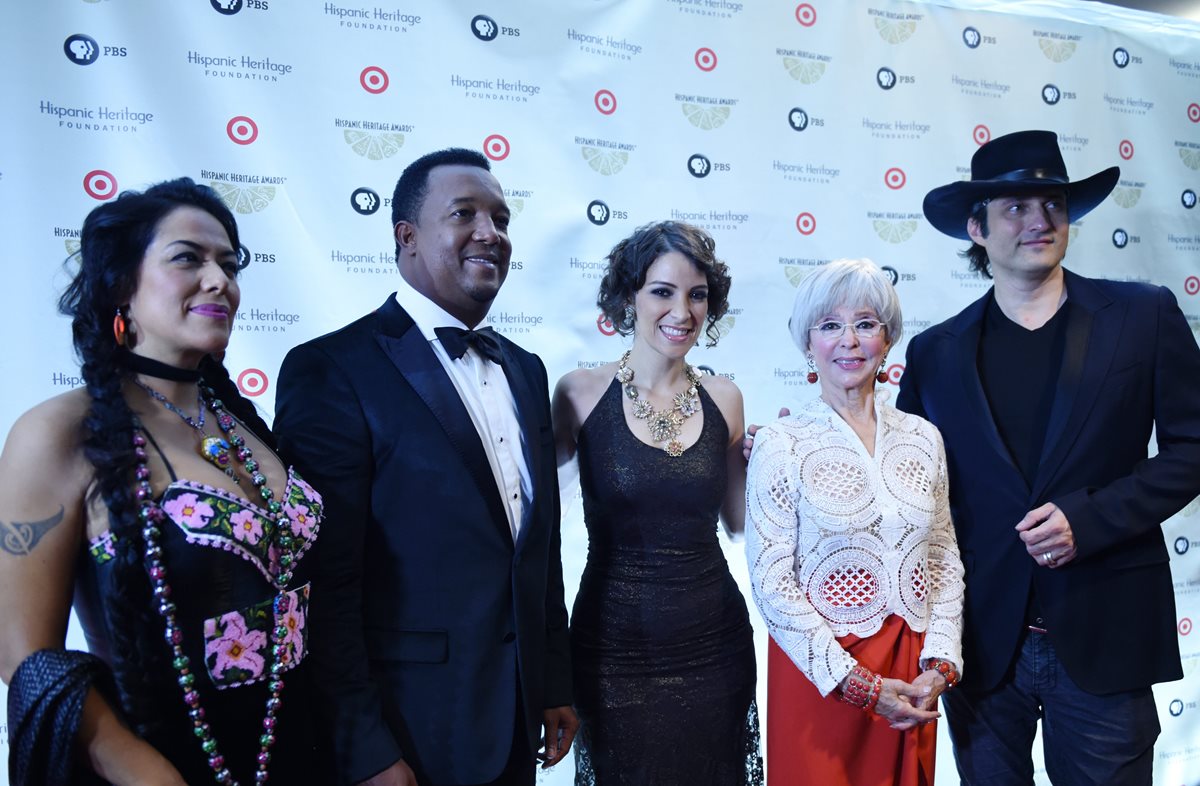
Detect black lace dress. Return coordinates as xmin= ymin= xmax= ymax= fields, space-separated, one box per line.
xmin=570 ymin=379 xmax=763 ymax=785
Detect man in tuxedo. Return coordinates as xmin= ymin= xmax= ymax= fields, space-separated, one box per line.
xmin=275 ymin=148 xmax=576 ymax=786
xmin=897 ymin=130 xmax=1200 ymax=783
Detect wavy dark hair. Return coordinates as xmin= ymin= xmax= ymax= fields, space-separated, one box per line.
xmin=57 ymin=177 xmax=274 ymax=733
xmin=961 ymin=200 xmax=993 ymax=278
xmin=596 ymin=220 xmax=732 ymax=347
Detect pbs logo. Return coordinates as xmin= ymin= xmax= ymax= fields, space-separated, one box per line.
xmin=587 ymin=200 xmax=610 ymax=226
xmin=350 ymin=187 xmax=380 ymax=215
xmin=687 ymin=154 xmax=711 ymax=178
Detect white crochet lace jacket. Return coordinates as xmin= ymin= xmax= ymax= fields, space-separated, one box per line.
xmin=745 ymin=393 xmax=964 ymax=697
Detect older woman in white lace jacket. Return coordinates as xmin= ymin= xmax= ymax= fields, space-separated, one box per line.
xmin=745 ymin=258 xmax=964 ymax=786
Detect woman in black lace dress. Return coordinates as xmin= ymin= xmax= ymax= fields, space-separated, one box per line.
xmin=552 ymin=221 xmax=762 ymax=785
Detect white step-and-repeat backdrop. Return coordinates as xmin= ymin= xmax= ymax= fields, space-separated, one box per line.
xmin=2 ymin=0 xmax=1199 ymax=783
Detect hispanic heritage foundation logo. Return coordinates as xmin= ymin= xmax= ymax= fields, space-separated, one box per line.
xmin=83 ymin=169 xmax=118 ymax=200
xmin=64 ymin=34 xmax=100 ymax=65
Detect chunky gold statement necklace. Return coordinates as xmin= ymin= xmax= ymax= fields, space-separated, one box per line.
xmin=616 ymin=350 xmax=702 ymax=457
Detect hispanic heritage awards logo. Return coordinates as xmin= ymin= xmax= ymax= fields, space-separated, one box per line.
xmin=869 ymin=7 xmax=922 ymax=44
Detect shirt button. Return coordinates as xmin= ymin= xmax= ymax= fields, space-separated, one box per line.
xmin=512 ymin=493 xmax=518 ymax=500
xmin=498 ymin=436 xmax=504 ymax=443
xmin=502 ymin=632 xmax=516 ymax=643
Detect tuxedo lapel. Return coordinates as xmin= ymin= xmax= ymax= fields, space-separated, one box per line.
xmin=1031 ymin=272 xmax=1119 ymax=500
xmin=372 ymin=298 xmax=511 ymax=539
xmin=950 ymin=295 xmax=1025 ymax=483
xmin=498 ymin=341 xmax=541 ymax=549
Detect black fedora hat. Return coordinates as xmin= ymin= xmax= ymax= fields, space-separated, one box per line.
xmin=923 ymin=130 xmax=1120 ymax=240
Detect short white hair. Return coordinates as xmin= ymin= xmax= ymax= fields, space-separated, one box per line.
xmin=788 ymin=258 xmax=903 ymax=353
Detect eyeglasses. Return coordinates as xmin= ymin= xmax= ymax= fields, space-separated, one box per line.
xmin=808 ymin=319 xmax=886 ymax=340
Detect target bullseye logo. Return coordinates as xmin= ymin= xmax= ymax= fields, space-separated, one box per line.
xmin=973 ymin=124 xmax=991 ymax=145
xmin=597 ymin=313 xmax=617 ymax=336
xmin=1118 ymin=139 xmax=1134 ymax=160
xmin=884 ymin=167 xmax=906 ymax=190
xmin=83 ymin=169 xmax=118 ymax=200
xmin=886 ymin=364 xmax=904 ymax=385
xmin=1180 ymin=618 xmax=1193 ymax=636
xmin=1188 ymin=103 xmax=1200 ymax=123
xmin=226 ymin=116 xmax=259 ymax=145
xmin=594 ymin=89 xmax=617 ymax=115
xmin=1185 ymin=275 xmax=1200 ymax=296
xmin=483 ymin=134 xmax=510 ymax=161
xmin=237 ymin=368 xmax=269 ymax=398
xmin=694 ymin=48 xmax=717 ymax=72
xmin=795 ymin=3 xmax=817 ymax=26
xmin=795 ymin=212 xmax=816 ymax=235
xmin=360 ymin=66 xmax=389 ymax=94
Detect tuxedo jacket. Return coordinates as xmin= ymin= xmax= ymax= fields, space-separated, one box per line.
xmin=896 ymin=269 xmax=1200 ymax=695
xmin=274 ymin=295 xmax=572 ymax=785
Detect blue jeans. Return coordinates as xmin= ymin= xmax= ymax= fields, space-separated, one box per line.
xmin=943 ymin=629 xmax=1159 ymax=785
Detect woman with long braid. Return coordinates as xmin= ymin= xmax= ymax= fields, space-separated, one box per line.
xmin=0 ymin=178 xmax=327 ymax=785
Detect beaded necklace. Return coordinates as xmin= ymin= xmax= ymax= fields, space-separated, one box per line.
xmin=131 ymin=385 xmax=298 ymax=785
xmin=615 ymin=350 xmax=702 ymax=457
xmin=135 ymin=380 xmax=239 ymax=483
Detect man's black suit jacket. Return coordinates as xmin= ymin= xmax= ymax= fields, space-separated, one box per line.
xmin=897 ymin=269 xmax=1200 ymax=695
xmin=274 ymin=295 xmax=572 ymax=785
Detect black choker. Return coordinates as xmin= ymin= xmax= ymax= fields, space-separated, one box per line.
xmin=123 ymin=352 xmax=202 ymax=382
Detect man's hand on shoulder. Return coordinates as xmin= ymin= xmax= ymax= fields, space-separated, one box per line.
xmin=357 ymin=760 xmax=418 ymax=786
xmin=538 ymin=705 xmax=579 ymax=768
xmin=743 ymin=407 xmax=791 ymax=461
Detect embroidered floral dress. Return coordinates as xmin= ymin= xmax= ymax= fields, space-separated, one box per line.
xmin=76 ymin=447 xmax=326 ymax=784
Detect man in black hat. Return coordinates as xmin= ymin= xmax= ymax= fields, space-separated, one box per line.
xmin=897 ymin=130 xmax=1200 ymax=783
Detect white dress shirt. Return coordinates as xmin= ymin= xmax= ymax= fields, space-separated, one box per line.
xmin=393 ymin=287 xmax=530 ymax=540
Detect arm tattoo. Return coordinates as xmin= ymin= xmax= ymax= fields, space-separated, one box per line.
xmin=0 ymin=507 xmax=66 ymax=556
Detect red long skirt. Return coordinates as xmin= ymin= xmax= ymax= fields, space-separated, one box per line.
xmin=766 ymin=615 xmax=937 ymax=786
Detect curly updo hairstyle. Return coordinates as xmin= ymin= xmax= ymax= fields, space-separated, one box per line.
xmin=57 ymin=177 xmax=272 ymax=734
xmin=596 ymin=220 xmax=732 ymax=347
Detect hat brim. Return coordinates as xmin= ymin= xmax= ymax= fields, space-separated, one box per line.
xmin=922 ymin=166 xmax=1120 ymax=241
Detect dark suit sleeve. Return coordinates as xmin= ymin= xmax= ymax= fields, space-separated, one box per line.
xmin=274 ymin=342 xmax=403 ymax=784
xmin=895 ymin=335 xmax=928 ymax=419
xmin=1055 ymin=286 xmax=1200 ymax=559
xmin=533 ymin=355 xmax=573 ymax=708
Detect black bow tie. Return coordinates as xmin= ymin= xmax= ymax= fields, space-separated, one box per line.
xmin=434 ymin=326 xmax=505 ymax=366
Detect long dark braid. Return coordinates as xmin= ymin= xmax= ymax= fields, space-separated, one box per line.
xmin=58 ymin=178 xmax=244 ymax=733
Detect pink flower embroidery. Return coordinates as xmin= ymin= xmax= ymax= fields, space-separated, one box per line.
xmin=229 ymin=509 xmax=263 ymax=545
xmin=294 ymin=476 xmax=321 ymax=504
xmin=163 ymin=493 xmax=214 ymax=530
xmin=205 ymin=611 xmax=267 ymax=680
xmin=283 ymin=501 xmax=316 ymax=540
xmin=277 ymin=600 xmax=307 ymax=665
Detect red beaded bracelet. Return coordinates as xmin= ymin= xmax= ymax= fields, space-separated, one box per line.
xmin=838 ymin=665 xmax=883 ymax=712
xmin=925 ymin=657 xmax=960 ymax=689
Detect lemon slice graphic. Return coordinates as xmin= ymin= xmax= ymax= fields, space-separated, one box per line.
xmin=65 ymin=238 xmax=82 ymax=258
xmin=1038 ymin=38 xmax=1076 ymax=62
xmin=1111 ymin=187 xmax=1141 ymax=208
xmin=1179 ymin=146 xmax=1200 ymax=170
xmin=711 ymin=315 xmax=735 ymax=340
xmin=210 ymin=182 xmax=277 ymax=214
xmin=581 ymin=146 xmax=629 ymax=175
xmin=682 ymin=103 xmax=731 ymax=130
xmin=784 ymin=265 xmax=811 ymax=287
xmin=507 ymin=198 xmax=524 ymax=218
xmin=873 ymin=220 xmax=917 ymax=243
xmin=875 ymin=18 xmax=916 ymax=44
xmin=1067 ymin=226 xmax=1081 ymax=244
xmin=782 ymin=56 xmax=827 ymax=84
xmin=344 ymin=130 xmax=405 ymax=161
